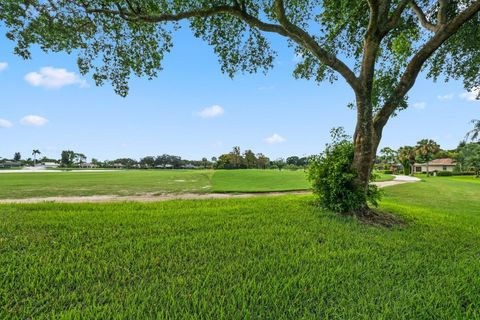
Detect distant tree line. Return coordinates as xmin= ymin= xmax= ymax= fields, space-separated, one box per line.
xmin=215 ymin=146 xmax=309 ymax=170
xmin=1 ymin=148 xmax=310 ymax=171
xmin=5 ymin=119 xmax=477 ymax=174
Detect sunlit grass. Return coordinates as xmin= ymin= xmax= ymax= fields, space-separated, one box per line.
xmin=211 ymin=169 xmax=310 ymax=192
xmin=1 ymin=177 xmax=480 ymax=318
xmin=0 ymin=170 xmax=213 ymax=199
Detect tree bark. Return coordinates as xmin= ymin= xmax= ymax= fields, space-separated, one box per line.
xmin=352 ymin=95 xmax=380 ymax=212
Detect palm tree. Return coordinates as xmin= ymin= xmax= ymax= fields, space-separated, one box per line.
xmin=466 ymin=120 xmax=480 ymax=141
xmin=379 ymin=147 xmax=397 ymax=171
xmin=415 ymin=140 xmax=440 ymax=176
xmin=32 ymin=149 xmax=41 ymax=166
xmin=397 ymin=146 xmax=415 ymax=175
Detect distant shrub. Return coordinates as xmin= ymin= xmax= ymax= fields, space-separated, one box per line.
xmin=380 ymin=170 xmax=393 ymax=174
xmin=307 ymin=128 xmax=381 ymax=213
xmin=452 ymin=172 xmax=476 ymax=176
xmin=436 ymin=171 xmax=453 ymax=176
xmin=284 ymin=164 xmax=300 ymax=171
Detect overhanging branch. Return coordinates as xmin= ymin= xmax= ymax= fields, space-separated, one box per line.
xmin=410 ymin=1 xmax=438 ymax=32
xmin=374 ymin=0 xmax=480 ymax=131
xmin=85 ymin=1 xmax=361 ymax=93
xmin=273 ymin=0 xmax=361 ymax=92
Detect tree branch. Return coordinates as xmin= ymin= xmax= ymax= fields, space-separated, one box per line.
xmin=360 ymin=0 xmax=382 ymax=93
xmin=85 ymin=5 xmax=290 ymax=38
xmin=272 ymin=0 xmax=361 ymax=92
xmin=86 ymin=1 xmax=362 ymax=93
xmin=383 ymin=0 xmax=409 ymax=32
xmin=437 ymin=0 xmax=449 ymax=25
xmin=410 ymin=1 xmax=438 ymax=32
xmin=374 ymin=0 xmax=480 ymax=131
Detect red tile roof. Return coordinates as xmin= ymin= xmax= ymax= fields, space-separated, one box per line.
xmin=417 ymin=158 xmax=456 ymax=166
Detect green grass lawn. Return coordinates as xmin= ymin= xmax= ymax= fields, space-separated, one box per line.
xmin=1 ymin=176 xmax=480 ymax=318
xmin=0 ymin=170 xmax=213 ymax=199
xmin=0 ymin=169 xmax=311 ymax=199
xmin=373 ymin=171 xmax=395 ymax=181
xmin=0 ymin=169 xmax=398 ymax=199
xmin=211 ymin=169 xmax=310 ymax=192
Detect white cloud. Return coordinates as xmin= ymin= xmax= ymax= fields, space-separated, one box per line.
xmin=198 ymin=105 xmax=224 ymax=118
xmin=412 ymin=102 xmax=426 ymax=109
xmin=20 ymin=115 xmax=49 ymax=127
xmin=0 ymin=62 xmax=7 ymax=72
xmin=265 ymin=133 xmax=286 ymax=144
xmin=24 ymin=67 xmax=87 ymax=89
xmin=437 ymin=94 xmax=454 ymax=101
xmin=460 ymin=87 xmax=479 ymax=102
xmin=0 ymin=118 xmax=13 ymax=128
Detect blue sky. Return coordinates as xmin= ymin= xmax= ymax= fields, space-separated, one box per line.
xmin=0 ymin=25 xmax=478 ymax=162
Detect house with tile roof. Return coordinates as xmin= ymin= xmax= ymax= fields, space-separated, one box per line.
xmin=414 ymin=158 xmax=456 ymax=174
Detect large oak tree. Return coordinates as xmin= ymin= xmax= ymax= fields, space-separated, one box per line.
xmin=1 ymin=0 xmax=479 ymax=214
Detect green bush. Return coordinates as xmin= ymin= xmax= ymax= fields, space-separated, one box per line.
xmin=458 ymin=171 xmax=476 ymax=176
xmin=307 ymin=128 xmax=381 ymax=213
xmin=284 ymin=164 xmax=300 ymax=171
xmin=436 ymin=171 xmax=453 ymax=176
xmin=378 ymin=170 xmax=393 ymax=174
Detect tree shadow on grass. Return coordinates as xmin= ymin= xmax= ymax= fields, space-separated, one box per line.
xmin=354 ymin=209 xmax=406 ymax=228
xmin=308 ymin=199 xmax=406 ymax=229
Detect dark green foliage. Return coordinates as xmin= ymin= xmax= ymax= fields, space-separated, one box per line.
xmin=307 ymin=129 xmax=380 ymax=213
xmin=0 ymin=1 xmax=477 ymax=100
xmin=458 ymin=142 xmax=480 ymax=177
xmin=215 ymin=147 xmax=271 ymax=170
xmin=61 ymin=150 xmax=76 ymax=167
xmin=466 ymin=120 xmax=480 ymax=141
xmin=436 ymin=171 xmax=453 ymax=176
xmin=378 ymin=170 xmax=394 ymax=175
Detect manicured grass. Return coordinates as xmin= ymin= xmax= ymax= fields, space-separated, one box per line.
xmin=0 ymin=169 xmax=310 ymax=199
xmin=212 ymin=169 xmax=310 ymax=192
xmin=373 ymin=171 xmax=395 ymax=181
xmin=1 ymin=177 xmax=480 ymax=318
xmin=380 ymin=175 xmax=480 ymax=221
xmin=0 ymin=170 xmax=213 ymax=199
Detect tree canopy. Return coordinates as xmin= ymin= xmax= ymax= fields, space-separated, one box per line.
xmin=466 ymin=119 xmax=480 ymax=141
xmin=1 ymin=0 xmax=479 ymax=213
xmin=1 ymin=0 xmax=478 ymax=100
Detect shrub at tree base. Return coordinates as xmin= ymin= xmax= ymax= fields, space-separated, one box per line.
xmin=307 ymin=131 xmax=381 ymax=214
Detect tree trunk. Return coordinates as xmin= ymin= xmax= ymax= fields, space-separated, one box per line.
xmin=352 ymin=96 xmax=380 ymax=214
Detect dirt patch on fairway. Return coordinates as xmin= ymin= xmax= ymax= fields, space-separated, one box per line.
xmin=0 ymin=191 xmax=311 ymax=204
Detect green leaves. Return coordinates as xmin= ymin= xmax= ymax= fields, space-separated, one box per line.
xmin=308 ymin=127 xmax=381 ymax=213
xmin=0 ymin=0 xmax=478 ymax=106
xmin=191 ymin=13 xmax=275 ymax=78
xmin=427 ymin=13 xmax=480 ymax=95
